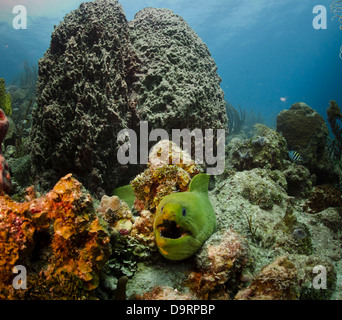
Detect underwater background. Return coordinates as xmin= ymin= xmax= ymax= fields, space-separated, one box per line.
xmin=1 ymin=0 xmax=342 ymax=126
xmin=0 ymin=0 xmax=342 ymax=301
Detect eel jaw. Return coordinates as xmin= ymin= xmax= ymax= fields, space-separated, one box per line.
xmin=156 ymin=220 xmax=192 ymax=240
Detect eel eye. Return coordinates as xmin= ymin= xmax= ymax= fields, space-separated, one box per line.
xmin=182 ymin=207 xmax=187 ymax=217
xmin=161 ymin=205 xmax=164 ymax=212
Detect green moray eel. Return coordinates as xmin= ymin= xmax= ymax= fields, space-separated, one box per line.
xmin=153 ymin=173 xmax=217 ymax=261
xmin=112 ymin=184 xmax=136 ymax=208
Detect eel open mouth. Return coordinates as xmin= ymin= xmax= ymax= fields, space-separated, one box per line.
xmin=157 ymin=220 xmax=191 ymax=239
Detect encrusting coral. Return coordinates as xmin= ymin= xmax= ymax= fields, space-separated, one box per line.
xmin=97 ymin=194 xmax=134 ymax=235
xmin=303 ymin=184 xmax=342 ymax=214
xmin=187 ymin=229 xmax=249 ymax=299
xmin=138 ymin=286 xmax=198 ymax=300
xmin=234 ymin=256 xmax=299 ymax=300
xmin=0 ymin=109 xmax=11 ymax=194
xmin=131 ymin=140 xmax=202 ymax=212
xmin=226 ymin=124 xmax=288 ymax=171
xmin=0 ymin=174 xmax=111 ymax=299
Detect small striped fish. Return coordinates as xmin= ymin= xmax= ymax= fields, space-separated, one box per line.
xmin=288 ymin=150 xmax=302 ymax=162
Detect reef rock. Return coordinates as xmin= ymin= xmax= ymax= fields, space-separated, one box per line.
xmin=276 ymin=102 xmax=332 ymax=183
xmin=30 ymin=0 xmax=140 ymax=195
xmin=187 ymin=229 xmax=249 ymax=299
xmin=97 ymin=194 xmax=134 ymax=235
xmin=129 ymin=7 xmax=227 ymax=132
xmin=226 ymin=124 xmax=288 ymax=171
xmin=235 ymin=256 xmax=299 ymax=300
xmin=0 ymin=174 xmax=111 ymax=299
xmin=131 ymin=140 xmax=202 ymax=211
xmin=303 ymin=184 xmax=342 ymax=214
xmin=139 ymin=286 xmax=198 ymax=300
xmin=30 ymin=0 xmax=227 ymax=195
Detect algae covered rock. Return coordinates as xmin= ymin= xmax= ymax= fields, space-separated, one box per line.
xmin=235 ymin=256 xmax=299 ymax=300
xmin=276 ymin=102 xmax=333 ymax=183
xmin=129 ymin=7 xmax=227 ymax=132
xmin=283 ymin=163 xmax=313 ymax=198
xmin=30 ymin=0 xmax=140 ymax=196
xmin=226 ymin=124 xmax=288 ymax=171
xmin=289 ymin=254 xmax=337 ymax=300
xmin=187 ymin=229 xmax=249 ymax=299
xmin=277 ymin=102 xmax=328 ymax=153
xmin=304 ymin=184 xmax=342 ymax=214
xmin=316 ymin=207 xmax=342 ymax=233
xmin=30 ymin=0 xmax=228 ymax=196
xmin=235 ymin=168 xmax=287 ymax=210
xmin=0 ymin=174 xmax=111 ymax=299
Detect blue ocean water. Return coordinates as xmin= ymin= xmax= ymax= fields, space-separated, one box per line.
xmin=0 ymin=0 xmax=341 ymax=126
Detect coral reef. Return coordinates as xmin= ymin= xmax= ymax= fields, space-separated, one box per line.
xmin=139 ymin=286 xmax=198 ymax=300
xmin=30 ymin=0 xmax=141 ymax=196
xmin=276 ymin=102 xmax=333 ymax=184
xmin=0 ymin=174 xmax=111 ymax=299
xmin=0 ymin=78 xmax=12 ymax=117
xmin=316 ymin=207 xmax=342 ymax=233
xmin=125 ymin=262 xmax=193 ymax=299
xmin=303 ymin=184 xmax=342 ymax=214
xmin=131 ymin=209 xmax=155 ymax=244
xmin=6 ymin=154 xmax=32 ymax=190
xmin=2 ymin=0 xmax=342 ymax=302
xmin=0 ymin=109 xmax=11 ymax=194
xmin=274 ymin=203 xmax=313 ymax=255
xmin=30 ymin=0 xmax=227 ymax=195
xmin=234 ymin=256 xmax=299 ymax=300
xmin=129 ymin=7 xmax=227 ymax=133
xmin=290 ymin=255 xmax=337 ymax=300
xmin=187 ymin=229 xmax=249 ymax=299
xmin=131 ymin=140 xmax=202 ymax=212
xmin=97 ymin=194 xmax=134 ymax=234
xmin=226 ymin=124 xmax=288 ymax=171
xmin=208 ymin=142 xmax=340 ymax=299
xmin=94 ymin=125 xmax=341 ymax=300
xmin=283 ymin=164 xmax=313 ymax=198
xmin=114 ymin=276 xmax=128 ymax=300
xmin=235 ymin=168 xmax=287 ymax=210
